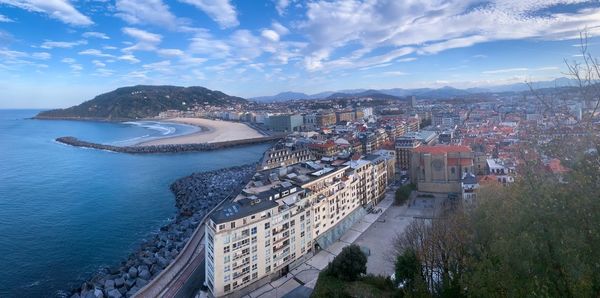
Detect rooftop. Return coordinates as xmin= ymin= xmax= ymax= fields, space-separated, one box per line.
xmin=414 ymin=145 xmax=472 ymax=154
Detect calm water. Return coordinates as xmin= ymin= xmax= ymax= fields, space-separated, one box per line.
xmin=0 ymin=110 xmax=268 ymax=297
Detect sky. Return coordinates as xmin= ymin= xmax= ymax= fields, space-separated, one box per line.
xmin=1 ymin=0 xmax=600 ymax=108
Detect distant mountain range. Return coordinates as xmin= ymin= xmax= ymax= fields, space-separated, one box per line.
xmin=250 ymin=78 xmax=578 ymax=102
xmin=36 ymin=85 xmax=246 ymax=120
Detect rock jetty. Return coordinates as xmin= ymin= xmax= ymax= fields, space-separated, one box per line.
xmin=67 ymin=164 xmax=257 ymax=298
xmin=56 ymin=136 xmax=280 ymax=154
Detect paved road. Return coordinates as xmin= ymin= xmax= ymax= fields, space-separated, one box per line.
xmin=133 ymin=222 xmax=207 ymax=298
xmin=134 ymin=195 xmax=236 ymax=298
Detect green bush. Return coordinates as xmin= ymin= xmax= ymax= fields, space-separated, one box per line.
xmin=327 ymin=244 xmax=368 ymax=281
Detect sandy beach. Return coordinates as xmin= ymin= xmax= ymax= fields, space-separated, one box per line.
xmin=137 ymin=118 xmax=265 ymax=146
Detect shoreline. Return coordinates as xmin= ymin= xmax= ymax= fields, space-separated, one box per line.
xmin=136 ymin=118 xmax=267 ymax=146
xmin=67 ymin=164 xmax=258 ymax=298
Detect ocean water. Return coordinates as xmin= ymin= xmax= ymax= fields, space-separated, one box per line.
xmin=0 ymin=110 xmax=269 ymax=297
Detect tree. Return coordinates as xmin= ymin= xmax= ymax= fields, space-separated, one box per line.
xmin=394 ymin=248 xmax=429 ymax=297
xmin=327 ymin=244 xmax=368 ymax=281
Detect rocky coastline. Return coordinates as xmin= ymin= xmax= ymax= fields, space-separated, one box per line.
xmin=67 ymin=164 xmax=257 ymax=298
xmin=56 ymin=136 xmax=280 ymax=154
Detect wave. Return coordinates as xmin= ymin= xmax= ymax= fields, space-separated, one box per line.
xmin=124 ymin=121 xmax=178 ymax=136
xmin=112 ymin=134 xmax=151 ymax=145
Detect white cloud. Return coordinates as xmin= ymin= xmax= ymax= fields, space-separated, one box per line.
xmin=0 ymin=14 xmax=14 ymax=22
xmin=31 ymin=52 xmax=51 ymax=60
xmin=61 ymin=57 xmax=75 ymax=64
xmin=483 ymin=68 xmax=529 ymax=74
xmin=40 ymin=40 xmax=87 ymax=49
xmin=261 ymin=29 xmax=279 ymax=42
xmin=92 ymin=60 xmax=106 ymax=68
xmin=82 ymin=32 xmax=109 ymax=39
xmin=179 ymin=0 xmax=239 ymax=29
xmin=298 ymin=0 xmax=600 ymax=71
xmin=78 ymin=49 xmax=115 ymax=58
xmin=0 ymin=0 xmax=92 ymax=25
xmin=157 ymin=48 xmax=185 ymax=57
xmin=275 ymin=0 xmax=290 ymax=15
xmin=122 ymin=27 xmax=162 ymax=43
xmin=121 ymin=27 xmax=162 ymax=52
xmin=93 ymin=68 xmax=115 ymax=77
xmin=271 ymin=21 xmax=290 ymax=36
xmin=143 ymin=60 xmax=172 ymax=73
xmin=115 ymin=0 xmax=178 ymax=28
xmin=118 ymin=54 xmax=141 ymax=64
xmin=70 ymin=63 xmax=83 ymax=71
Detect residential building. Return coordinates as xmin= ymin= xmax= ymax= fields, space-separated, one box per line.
xmin=316 ymin=112 xmax=336 ymax=127
xmin=395 ymin=137 xmax=422 ymax=171
xmin=261 ymin=143 xmax=312 ymax=170
xmin=205 ymin=153 xmax=394 ymax=297
xmin=268 ymin=114 xmax=303 ymax=132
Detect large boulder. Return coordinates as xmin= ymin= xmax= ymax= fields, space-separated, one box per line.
xmin=135 ymin=278 xmax=148 ymax=288
xmin=114 ymin=277 xmax=125 ymax=288
xmin=127 ymin=267 xmax=138 ymax=279
xmin=104 ymin=279 xmax=115 ymax=290
xmin=138 ymin=269 xmax=151 ymax=280
xmin=107 ymin=288 xmax=122 ymax=298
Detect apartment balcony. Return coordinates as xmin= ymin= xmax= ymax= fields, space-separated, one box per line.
xmin=232 ymin=240 xmax=250 ymax=252
xmin=232 ymin=258 xmax=250 ymax=271
xmin=232 ymin=269 xmax=250 ymax=280
xmin=231 ymin=234 xmax=249 ymax=243
xmin=273 ymin=231 xmax=289 ymax=244
xmin=232 ymin=250 xmax=250 ymax=261
xmin=273 ymin=242 xmax=289 ymax=254
xmin=272 ymin=224 xmax=289 ymax=236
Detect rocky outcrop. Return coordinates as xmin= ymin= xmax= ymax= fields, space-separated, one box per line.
xmin=56 ymin=136 xmax=281 ymax=154
xmin=68 ymin=164 xmax=257 ymax=298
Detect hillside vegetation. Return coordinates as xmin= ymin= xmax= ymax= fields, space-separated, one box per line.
xmin=36 ymin=85 xmax=246 ymax=120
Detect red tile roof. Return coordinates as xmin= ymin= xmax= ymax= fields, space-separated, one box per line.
xmin=413 ymin=145 xmax=472 ymax=154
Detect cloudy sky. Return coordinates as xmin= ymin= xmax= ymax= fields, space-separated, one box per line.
xmin=1 ymin=0 xmax=600 ymax=108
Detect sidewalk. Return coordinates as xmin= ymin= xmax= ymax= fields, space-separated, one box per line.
xmin=243 ymin=188 xmax=400 ymax=298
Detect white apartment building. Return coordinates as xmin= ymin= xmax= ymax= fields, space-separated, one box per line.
xmin=205 ymin=153 xmax=394 ymax=297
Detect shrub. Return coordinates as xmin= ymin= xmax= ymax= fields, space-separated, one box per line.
xmin=327 ymin=244 xmax=368 ymax=281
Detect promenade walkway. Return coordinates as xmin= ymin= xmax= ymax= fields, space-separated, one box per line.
xmin=239 ymin=186 xmax=433 ymax=298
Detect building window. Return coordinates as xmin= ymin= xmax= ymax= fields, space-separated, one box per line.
xmin=224 ymin=255 xmax=230 ymax=263
xmin=451 ymin=167 xmax=455 ymax=174
xmin=252 ymin=255 xmax=257 ymax=261
xmin=252 ymin=272 xmax=258 ymax=279
xmin=231 ymin=222 xmax=235 ymax=229
xmin=224 ymin=274 xmax=230 ymax=282
xmin=224 ymin=265 xmax=230 ymax=272
xmin=252 ymin=264 xmax=258 ymax=271
xmin=266 ymin=266 xmax=271 ymax=273
xmin=265 ymin=239 xmax=270 ymax=247
xmin=223 ymin=246 xmax=230 ymax=253
xmin=219 ymin=224 xmax=225 ymax=231
xmin=264 ymin=222 xmax=270 ymax=229
xmin=224 ymin=284 xmax=230 ymax=292
xmin=251 ymin=227 xmax=257 ymax=234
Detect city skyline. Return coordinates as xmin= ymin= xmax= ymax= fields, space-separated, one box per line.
xmin=2 ymin=0 xmax=600 ymax=108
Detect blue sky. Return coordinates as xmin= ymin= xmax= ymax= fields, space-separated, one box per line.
xmin=1 ymin=0 xmax=600 ymax=108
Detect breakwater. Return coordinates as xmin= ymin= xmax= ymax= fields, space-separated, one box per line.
xmin=68 ymin=164 xmax=257 ymax=298
xmin=56 ymin=136 xmax=281 ymax=154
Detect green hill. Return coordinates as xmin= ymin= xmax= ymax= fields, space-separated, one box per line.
xmin=36 ymin=85 xmax=247 ymax=120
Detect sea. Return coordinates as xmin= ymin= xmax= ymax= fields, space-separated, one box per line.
xmin=0 ymin=110 xmax=269 ymax=297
